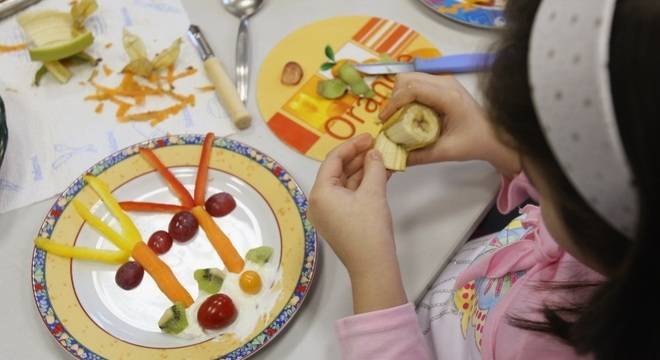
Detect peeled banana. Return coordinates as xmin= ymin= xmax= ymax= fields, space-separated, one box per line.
xmin=374 ymin=132 xmax=408 ymax=171
xmin=376 ymin=103 xmax=442 ymax=171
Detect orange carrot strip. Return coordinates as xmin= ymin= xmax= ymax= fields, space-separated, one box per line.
xmin=120 ymin=201 xmax=188 ymax=213
xmin=0 ymin=43 xmax=27 ymax=53
xmin=102 ymin=64 xmax=113 ymax=76
xmin=131 ymin=242 xmax=194 ymax=307
xmin=139 ymin=148 xmax=195 ymax=208
xmin=171 ymin=66 xmax=197 ymax=81
xmin=196 ymin=85 xmax=215 ymax=92
xmin=166 ymin=65 xmax=175 ymax=85
xmin=191 ymin=206 xmax=244 ymax=273
xmin=194 ymin=133 xmax=215 ymax=206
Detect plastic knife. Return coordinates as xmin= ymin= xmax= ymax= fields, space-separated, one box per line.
xmin=353 ymin=53 xmax=496 ymax=75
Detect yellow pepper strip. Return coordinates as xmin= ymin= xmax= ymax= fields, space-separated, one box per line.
xmin=84 ymin=176 xmax=142 ymax=246
xmin=72 ymin=199 xmax=134 ymax=252
xmin=34 ymin=237 xmax=129 ymax=264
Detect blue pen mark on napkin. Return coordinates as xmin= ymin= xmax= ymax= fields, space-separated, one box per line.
xmin=133 ymin=0 xmax=182 ymax=14
xmin=0 ymin=179 xmax=21 ymax=192
xmin=106 ymin=131 xmax=119 ymax=152
xmin=31 ymin=156 xmax=43 ymax=181
xmin=86 ymin=15 xmax=108 ymax=36
xmin=121 ymin=7 xmax=133 ymax=27
xmin=132 ymin=123 xmax=166 ymax=140
xmin=182 ymin=107 xmax=193 ymax=128
xmin=52 ymin=144 xmax=97 ymax=170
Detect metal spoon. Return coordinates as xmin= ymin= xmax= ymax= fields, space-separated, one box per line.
xmin=221 ymin=0 xmax=264 ymax=104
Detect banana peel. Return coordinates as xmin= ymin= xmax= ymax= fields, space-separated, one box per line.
xmin=18 ymin=0 xmax=98 ymax=85
xmin=28 ymin=31 xmax=94 ymax=62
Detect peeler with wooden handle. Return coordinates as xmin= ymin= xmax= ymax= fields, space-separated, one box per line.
xmin=188 ymin=24 xmax=251 ymax=130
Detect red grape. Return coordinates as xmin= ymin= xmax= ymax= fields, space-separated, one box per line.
xmin=148 ymin=230 xmax=173 ymax=254
xmin=197 ymin=294 xmax=237 ymax=330
xmin=115 ymin=261 xmax=144 ymax=290
xmin=168 ymin=211 xmax=199 ymax=242
xmin=205 ymin=192 xmax=236 ymax=217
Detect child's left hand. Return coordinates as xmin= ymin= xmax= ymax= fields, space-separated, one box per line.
xmin=309 ymin=134 xmax=407 ymax=313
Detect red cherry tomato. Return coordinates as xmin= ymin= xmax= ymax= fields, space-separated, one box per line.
xmin=197 ymin=294 xmax=237 ymax=330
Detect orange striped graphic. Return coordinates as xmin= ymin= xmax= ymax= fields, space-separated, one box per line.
xmin=362 ymin=20 xmax=389 ymax=48
xmin=392 ymin=32 xmax=418 ymax=57
xmin=353 ymin=17 xmax=381 ymax=43
xmin=376 ymin=25 xmax=409 ymax=54
xmin=268 ymin=112 xmax=320 ymax=154
xmin=369 ymin=21 xmax=396 ymax=49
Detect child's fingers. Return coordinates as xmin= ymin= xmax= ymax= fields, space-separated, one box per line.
xmin=380 ymin=79 xmax=460 ymax=122
xmin=346 ymin=169 xmax=364 ymax=191
xmin=407 ymin=146 xmax=441 ymax=166
xmin=315 ymin=134 xmax=373 ymax=188
xmin=358 ymin=150 xmax=388 ymax=197
xmin=344 ymin=152 xmax=367 ymax=178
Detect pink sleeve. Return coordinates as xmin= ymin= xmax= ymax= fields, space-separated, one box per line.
xmin=496 ymin=173 xmax=540 ymax=214
xmin=336 ymin=303 xmax=432 ymax=360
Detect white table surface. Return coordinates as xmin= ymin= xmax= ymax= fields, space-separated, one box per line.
xmin=0 ymin=0 xmax=499 ymax=358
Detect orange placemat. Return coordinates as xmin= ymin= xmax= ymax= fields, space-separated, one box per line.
xmin=257 ymin=16 xmax=441 ymax=161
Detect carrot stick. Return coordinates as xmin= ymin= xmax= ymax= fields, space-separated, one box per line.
xmin=139 ymin=148 xmax=195 ymax=209
xmin=194 ymin=133 xmax=215 ymax=206
xmin=120 ymin=201 xmax=188 ymax=213
xmin=131 ymin=242 xmax=194 ymax=307
xmin=191 ymin=206 xmax=244 ymax=273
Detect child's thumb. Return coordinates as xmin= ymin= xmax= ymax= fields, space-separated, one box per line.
xmin=359 ymin=149 xmax=388 ymax=196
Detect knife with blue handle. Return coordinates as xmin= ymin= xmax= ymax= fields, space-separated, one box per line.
xmin=353 ymin=53 xmax=496 ymax=75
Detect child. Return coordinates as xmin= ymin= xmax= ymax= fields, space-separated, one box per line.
xmin=308 ymin=0 xmax=659 ymax=359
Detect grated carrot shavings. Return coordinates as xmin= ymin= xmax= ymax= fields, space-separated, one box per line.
xmin=95 ymin=102 xmax=104 ymax=113
xmin=104 ymin=42 xmax=113 ymax=49
xmin=170 ymin=66 xmax=197 ymax=81
xmin=84 ymin=67 xmax=197 ymax=126
xmin=102 ymin=64 xmax=113 ymax=76
xmin=0 ymin=43 xmax=27 ymax=53
xmin=197 ymin=85 xmax=215 ymax=92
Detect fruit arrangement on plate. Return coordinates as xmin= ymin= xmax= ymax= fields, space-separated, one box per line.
xmin=34 ymin=133 xmax=282 ymax=339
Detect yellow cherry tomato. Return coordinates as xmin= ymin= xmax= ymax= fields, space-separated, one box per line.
xmin=239 ymin=270 xmax=262 ymax=295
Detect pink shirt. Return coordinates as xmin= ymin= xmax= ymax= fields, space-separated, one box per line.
xmin=336 ymin=174 xmax=603 ymax=359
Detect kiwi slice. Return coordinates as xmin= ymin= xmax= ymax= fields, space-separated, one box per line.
xmin=338 ymin=63 xmax=374 ymax=98
xmin=158 ymin=302 xmax=188 ymax=334
xmin=194 ymin=268 xmax=225 ymax=294
xmin=317 ymin=78 xmax=348 ymax=99
xmin=245 ymin=246 xmax=274 ymax=265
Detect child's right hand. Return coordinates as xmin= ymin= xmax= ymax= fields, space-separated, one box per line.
xmin=380 ymin=73 xmax=521 ymax=176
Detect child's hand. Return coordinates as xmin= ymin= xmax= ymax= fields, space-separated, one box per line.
xmin=380 ymin=73 xmax=520 ymax=176
xmin=309 ymin=134 xmax=406 ymax=313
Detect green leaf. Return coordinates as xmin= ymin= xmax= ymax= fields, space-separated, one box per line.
xmin=324 ymin=45 xmax=335 ymax=61
xmin=320 ymin=62 xmax=335 ymax=71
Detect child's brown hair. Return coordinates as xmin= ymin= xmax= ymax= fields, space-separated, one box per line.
xmin=484 ymin=0 xmax=659 ymax=358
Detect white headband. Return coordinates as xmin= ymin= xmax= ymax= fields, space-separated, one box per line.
xmin=529 ymin=0 xmax=639 ymax=238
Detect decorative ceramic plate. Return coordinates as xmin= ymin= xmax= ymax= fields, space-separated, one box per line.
xmin=31 ymin=134 xmax=317 ymax=359
xmin=257 ymin=16 xmax=441 ymax=161
xmin=417 ymin=0 xmax=506 ymax=29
